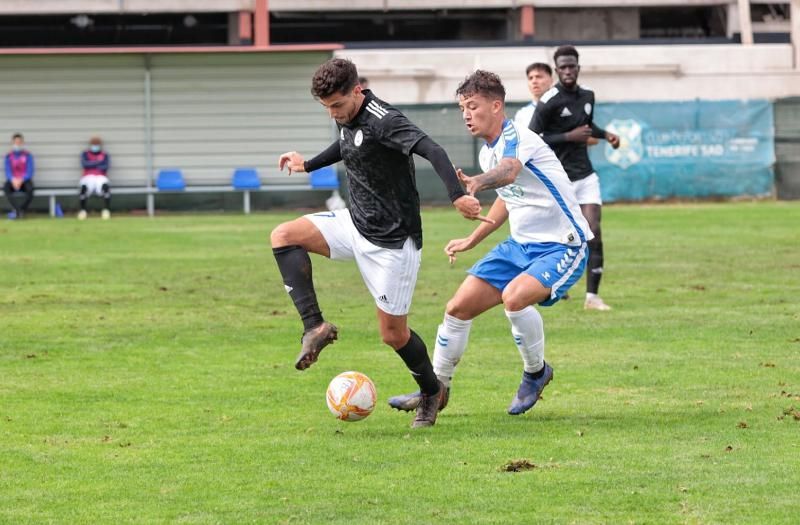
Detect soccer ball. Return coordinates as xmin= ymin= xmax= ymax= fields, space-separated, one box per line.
xmin=326 ymin=371 xmax=377 ymax=422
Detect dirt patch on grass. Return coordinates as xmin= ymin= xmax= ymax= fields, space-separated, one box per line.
xmin=500 ymin=459 xmax=538 ymax=472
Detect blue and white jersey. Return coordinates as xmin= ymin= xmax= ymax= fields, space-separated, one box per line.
xmin=479 ymin=119 xmax=594 ymax=247
xmin=513 ymin=101 xmax=536 ymax=130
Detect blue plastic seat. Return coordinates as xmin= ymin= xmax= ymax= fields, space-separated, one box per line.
xmin=232 ymin=168 xmax=261 ymax=190
xmin=309 ymin=165 xmax=339 ymax=190
xmin=156 ymin=169 xmax=186 ymax=191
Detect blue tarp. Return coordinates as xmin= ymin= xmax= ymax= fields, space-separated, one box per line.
xmin=589 ymin=100 xmax=775 ymax=201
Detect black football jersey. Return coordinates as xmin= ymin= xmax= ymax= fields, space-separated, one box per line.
xmin=530 ymin=84 xmax=598 ymax=181
xmin=338 ymin=90 xmax=427 ymax=249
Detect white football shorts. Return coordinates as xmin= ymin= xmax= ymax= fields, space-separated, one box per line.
xmin=79 ymin=175 xmax=110 ymax=196
xmin=571 ymin=172 xmax=602 ymax=205
xmin=305 ymin=208 xmax=421 ymax=316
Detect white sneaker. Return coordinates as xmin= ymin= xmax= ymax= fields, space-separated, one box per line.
xmin=77 ymin=210 xmax=88 ymax=220
xmin=584 ymin=295 xmax=612 ymax=311
xmin=101 ymin=209 xmax=111 ymax=220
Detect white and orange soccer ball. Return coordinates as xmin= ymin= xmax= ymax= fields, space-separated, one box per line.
xmin=326 ymin=371 xmax=377 ymax=422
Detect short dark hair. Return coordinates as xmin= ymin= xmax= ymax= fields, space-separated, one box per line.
xmin=311 ymin=58 xmax=359 ymax=99
xmin=456 ymin=70 xmax=506 ymax=102
xmin=525 ymin=62 xmax=552 ymax=76
xmin=11 ymin=132 xmax=23 ymax=141
xmin=554 ymin=45 xmax=579 ymax=63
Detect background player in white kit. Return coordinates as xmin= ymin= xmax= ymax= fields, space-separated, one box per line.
xmin=512 ymin=62 xmax=552 ymax=130
xmin=388 ymin=70 xmax=592 ymax=416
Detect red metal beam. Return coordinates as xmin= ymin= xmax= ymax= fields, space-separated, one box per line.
xmin=520 ymin=5 xmax=535 ymax=39
xmin=239 ymin=11 xmax=253 ymax=44
xmin=255 ymin=0 xmax=269 ymax=48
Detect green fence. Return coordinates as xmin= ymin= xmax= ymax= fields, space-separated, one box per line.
xmin=775 ymin=97 xmax=800 ymax=199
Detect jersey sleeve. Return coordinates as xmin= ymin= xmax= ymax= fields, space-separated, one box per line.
xmin=587 ymin=92 xmax=606 ymax=138
xmin=500 ymin=121 xmax=522 ymax=160
xmin=509 ymin=125 xmax=542 ymax=166
xmin=376 ymin=113 xmax=427 ymax=156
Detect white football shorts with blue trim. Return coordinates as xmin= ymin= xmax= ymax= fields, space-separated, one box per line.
xmin=468 ymin=237 xmax=587 ymax=306
xmin=305 ymin=208 xmax=420 ymax=316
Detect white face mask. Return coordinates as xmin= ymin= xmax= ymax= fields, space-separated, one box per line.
xmin=12 ymin=145 xmax=22 ymax=152
xmin=90 ymin=145 xmax=102 ymax=153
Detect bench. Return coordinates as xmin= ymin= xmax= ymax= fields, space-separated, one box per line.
xmin=37 ymin=187 xmax=151 ymax=217
xmin=36 ymin=166 xmax=339 ymax=217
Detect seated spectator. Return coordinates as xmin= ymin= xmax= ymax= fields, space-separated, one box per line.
xmin=78 ymin=136 xmax=111 ymax=220
xmin=4 ymin=133 xmax=35 ymax=220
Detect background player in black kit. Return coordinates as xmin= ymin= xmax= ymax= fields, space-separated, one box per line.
xmin=530 ymin=45 xmax=620 ymax=311
xmin=271 ymin=58 xmax=487 ymax=428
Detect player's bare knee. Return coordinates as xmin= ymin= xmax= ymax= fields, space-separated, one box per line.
xmin=270 ymin=222 xmax=295 ymax=248
xmin=502 ymin=291 xmax=540 ymax=312
xmin=444 ymin=299 xmax=470 ymax=320
xmin=380 ymin=329 xmax=407 ymax=350
xmin=501 ymin=295 xmax=524 ymax=312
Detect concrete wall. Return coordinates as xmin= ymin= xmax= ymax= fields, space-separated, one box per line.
xmin=338 ymin=44 xmax=800 ymax=105
xmin=534 ymin=8 xmax=640 ymax=41
xmin=0 ymin=1 xmax=251 ymax=14
xmin=0 ymin=0 xmax=737 ymax=15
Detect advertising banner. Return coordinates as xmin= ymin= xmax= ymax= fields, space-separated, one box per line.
xmin=589 ymin=100 xmax=775 ymax=201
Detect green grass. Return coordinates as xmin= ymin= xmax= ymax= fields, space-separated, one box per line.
xmin=1 ymin=202 xmax=799 ymax=524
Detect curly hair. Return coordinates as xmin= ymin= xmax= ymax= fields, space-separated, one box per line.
xmin=311 ymin=58 xmax=359 ymax=99
xmin=455 ymin=70 xmax=506 ymax=102
xmin=553 ymin=45 xmax=579 ymax=63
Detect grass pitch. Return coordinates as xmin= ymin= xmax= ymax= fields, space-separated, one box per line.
xmin=1 ymin=202 xmax=798 ymax=524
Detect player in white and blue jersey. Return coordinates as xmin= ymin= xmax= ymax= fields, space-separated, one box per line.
xmin=389 ymin=70 xmax=592 ymax=417
xmin=512 ymin=62 xmax=552 ymax=130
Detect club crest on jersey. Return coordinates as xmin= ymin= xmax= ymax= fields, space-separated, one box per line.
xmin=560 ymin=107 xmax=572 ymax=117
xmin=584 ymin=103 xmax=592 ymax=115
xmin=354 ymin=129 xmax=363 ymax=147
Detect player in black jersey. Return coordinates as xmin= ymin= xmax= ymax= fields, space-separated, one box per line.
xmin=270 ymin=58 xmax=488 ymax=428
xmin=530 ymin=46 xmax=620 ymax=311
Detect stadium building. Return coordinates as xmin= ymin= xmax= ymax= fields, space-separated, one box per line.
xmin=1 ymin=0 xmax=798 ymax=214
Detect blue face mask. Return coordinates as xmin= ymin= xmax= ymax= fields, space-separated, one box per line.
xmin=90 ymin=145 xmax=101 ymax=153
xmin=12 ymin=145 xmax=21 ymax=152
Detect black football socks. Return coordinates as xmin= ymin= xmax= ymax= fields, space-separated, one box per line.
xmin=396 ymin=330 xmax=440 ymax=395
xmin=272 ymin=245 xmax=324 ymax=332
xmin=586 ymin=239 xmax=604 ymax=295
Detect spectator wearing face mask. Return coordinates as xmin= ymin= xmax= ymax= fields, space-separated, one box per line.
xmin=4 ymin=132 xmax=35 ymax=220
xmin=78 ymin=136 xmax=111 ymax=220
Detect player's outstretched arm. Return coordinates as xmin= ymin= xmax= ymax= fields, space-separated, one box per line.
xmin=411 ymin=136 xmax=492 ymax=223
xmin=280 ymin=141 xmax=343 ymax=176
xmin=456 ymin=157 xmax=521 ymax=195
xmin=445 ymin=197 xmax=508 ymax=264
